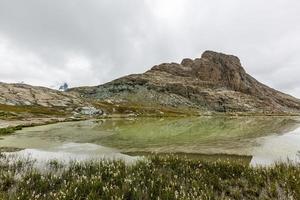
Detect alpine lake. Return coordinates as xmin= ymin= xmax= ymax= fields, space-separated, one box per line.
xmin=1 ymin=116 xmax=300 ymax=166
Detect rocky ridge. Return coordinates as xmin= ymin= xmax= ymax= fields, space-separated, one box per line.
xmin=72 ymin=51 xmax=300 ymax=115
xmin=0 ymin=82 xmax=101 ymax=119
xmin=0 ymin=82 xmax=83 ymax=107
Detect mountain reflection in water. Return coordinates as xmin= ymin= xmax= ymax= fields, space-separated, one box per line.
xmin=0 ymin=116 xmax=300 ymax=165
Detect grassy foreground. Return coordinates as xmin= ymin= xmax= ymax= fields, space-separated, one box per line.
xmin=0 ymin=154 xmax=300 ymax=200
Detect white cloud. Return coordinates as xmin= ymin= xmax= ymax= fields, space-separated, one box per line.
xmin=0 ymin=0 xmax=299 ymax=97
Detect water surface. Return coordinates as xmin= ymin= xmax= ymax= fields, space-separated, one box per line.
xmin=1 ymin=116 xmax=300 ymax=165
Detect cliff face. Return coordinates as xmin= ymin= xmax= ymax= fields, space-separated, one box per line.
xmin=73 ymin=51 xmax=300 ymax=114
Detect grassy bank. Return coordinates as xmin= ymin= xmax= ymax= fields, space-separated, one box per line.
xmin=0 ymin=126 xmax=23 ymax=135
xmin=0 ymin=104 xmax=68 ymax=117
xmin=0 ymin=155 xmax=300 ymax=199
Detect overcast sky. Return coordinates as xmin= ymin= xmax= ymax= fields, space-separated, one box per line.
xmin=0 ymin=0 xmax=299 ymax=97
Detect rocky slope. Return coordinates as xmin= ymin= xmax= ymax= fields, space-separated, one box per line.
xmin=0 ymin=82 xmax=83 ymax=107
xmin=0 ymin=82 xmax=101 ymax=119
xmin=72 ymin=51 xmax=300 ymax=115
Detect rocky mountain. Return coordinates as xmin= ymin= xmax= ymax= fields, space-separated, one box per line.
xmin=0 ymin=82 xmax=83 ymax=107
xmin=1 ymin=51 xmax=299 ymax=116
xmin=72 ymin=51 xmax=300 ymax=115
xmin=0 ymin=82 xmax=104 ymax=120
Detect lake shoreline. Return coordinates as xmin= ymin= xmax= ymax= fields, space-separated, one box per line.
xmin=1 ymin=113 xmax=300 ymax=137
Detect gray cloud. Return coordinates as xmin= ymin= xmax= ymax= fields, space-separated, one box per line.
xmin=0 ymin=0 xmax=299 ymax=97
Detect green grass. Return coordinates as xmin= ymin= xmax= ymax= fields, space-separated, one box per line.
xmin=0 ymin=104 xmax=68 ymax=117
xmin=0 ymin=126 xmax=23 ymax=135
xmin=0 ymin=111 xmax=18 ymax=120
xmin=0 ymin=154 xmax=300 ymax=199
xmin=92 ymin=100 xmax=300 ymax=118
xmin=93 ymin=101 xmax=199 ymax=117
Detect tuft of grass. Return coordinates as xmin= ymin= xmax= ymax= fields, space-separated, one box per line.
xmin=0 ymin=126 xmax=23 ymax=135
xmin=0 ymin=111 xmax=18 ymax=120
xmin=0 ymin=154 xmax=300 ymax=199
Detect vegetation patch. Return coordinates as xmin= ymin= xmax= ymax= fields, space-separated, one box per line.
xmin=0 ymin=104 xmax=68 ymax=117
xmin=126 ymin=152 xmax=253 ymax=165
xmin=0 ymin=126 xmax=23 ymax=135
xmin=0 ymin=154 xmax=299 ymax=199
xmin=93 ymin=101 xmax=199 ymax=117
xmin=0 ymin=147 xmax=23 ymax=153
xmin=0 ymin=111 xmax=18 ymax=120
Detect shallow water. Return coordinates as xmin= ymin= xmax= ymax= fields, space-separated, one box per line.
xmin=1 ymin=116 xmax=300 ymax=165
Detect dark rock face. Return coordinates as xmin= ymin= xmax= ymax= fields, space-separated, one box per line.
xmin=73 ymin=51 xmax=300 ymax=114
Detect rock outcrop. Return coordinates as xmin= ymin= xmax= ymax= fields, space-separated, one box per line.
xmin=0 ymin=82 xmax=83 ymax=107
xmin=75 ymin=106 xmax=103 ymax=116
xmin=0 ymin=83 xmax=107 ymax=119
xmin=72 ymin=51 xmax=300 ymax=115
